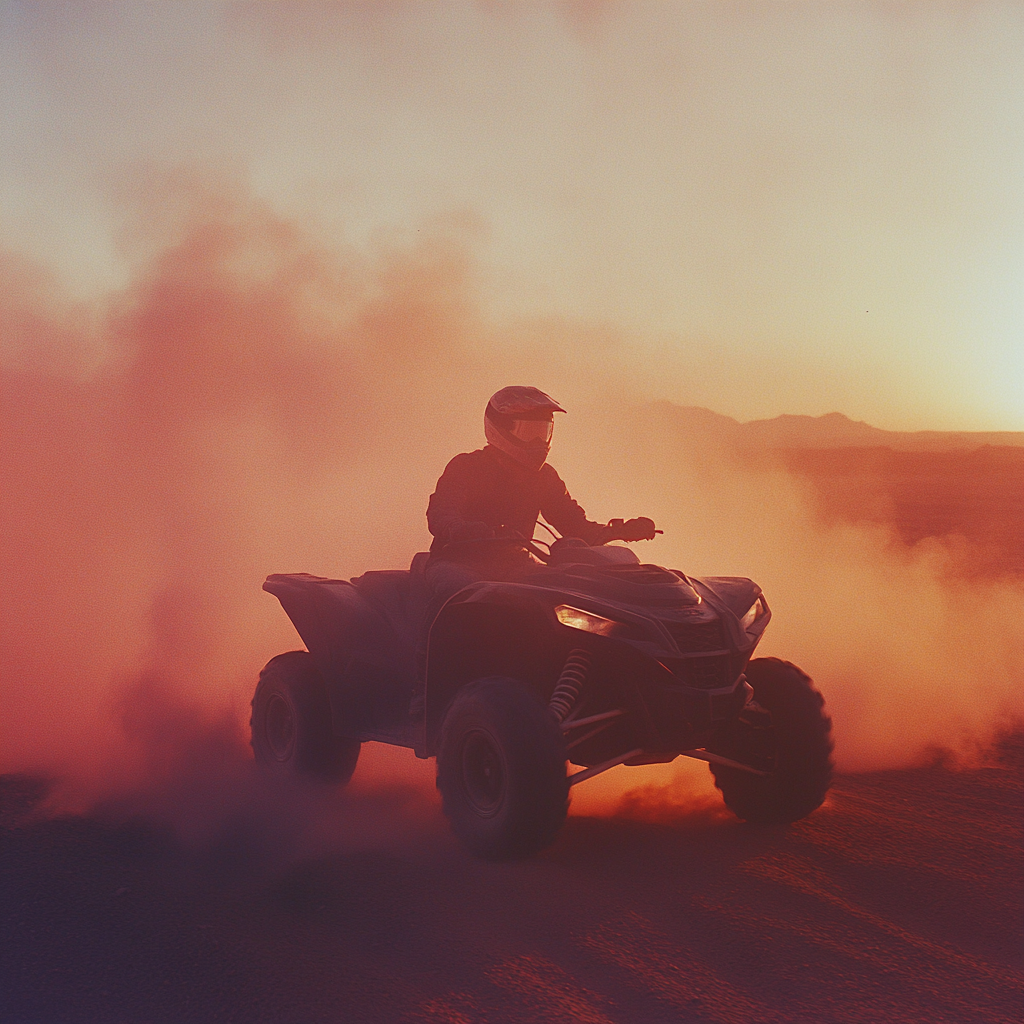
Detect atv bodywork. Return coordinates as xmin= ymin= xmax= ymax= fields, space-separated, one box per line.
xmin=256 ymin=538 xmax=832 ymax=857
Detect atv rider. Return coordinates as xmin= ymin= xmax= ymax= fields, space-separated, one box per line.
xmin=411 ymin=386 xmax=656 ymax=717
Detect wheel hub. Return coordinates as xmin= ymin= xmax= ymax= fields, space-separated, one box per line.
xmin=460 ymin=729 xmax=506 ymax=817
xmin=264 ymin=692 xmax=296 ymax=761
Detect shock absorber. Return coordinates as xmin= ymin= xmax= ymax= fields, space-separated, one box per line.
xmin=549 ymin=648 xmax=591 ymax=723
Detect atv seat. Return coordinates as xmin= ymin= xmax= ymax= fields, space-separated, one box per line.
xmin=348 ymin=552 xmax=431 ymax=646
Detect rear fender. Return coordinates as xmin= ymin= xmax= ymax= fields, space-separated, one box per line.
xmin=263 ymin=573 xmax=415 ymax=735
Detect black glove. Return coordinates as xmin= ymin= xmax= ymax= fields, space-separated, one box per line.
xmin=608 ymin=517 xmax=657 ymax=542
xmin=449 ymin=520 xmax=494 ymax=543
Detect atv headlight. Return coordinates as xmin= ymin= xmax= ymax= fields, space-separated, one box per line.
xmin=740 ymin=597 xmax=767 ymax=633
xmin=555 ymin=604 xmax=620 ymax=637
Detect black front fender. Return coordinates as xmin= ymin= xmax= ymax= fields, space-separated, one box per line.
xmin=424 ymin=590 xmax=565 ymax=754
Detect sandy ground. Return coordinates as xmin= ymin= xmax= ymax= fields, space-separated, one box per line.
xmin=2 ymin=734 xmax=1020 ymax=1024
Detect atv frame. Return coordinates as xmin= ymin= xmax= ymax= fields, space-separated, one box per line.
xmin=254 ymin=535 xmax=832 ymax=858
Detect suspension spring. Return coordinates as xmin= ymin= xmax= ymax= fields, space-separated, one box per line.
xmin=549 ymin=648 xmax=591 ymax=723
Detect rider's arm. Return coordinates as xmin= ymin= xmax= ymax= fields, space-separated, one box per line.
xmin=538 ymin=467 xmax=614 ymax=545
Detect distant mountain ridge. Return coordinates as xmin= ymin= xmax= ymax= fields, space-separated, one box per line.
xmin=655 ymin=403 xmax=1024 ymax=452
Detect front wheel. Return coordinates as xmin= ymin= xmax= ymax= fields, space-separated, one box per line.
xmin=437 ymin=677 xmax=569 ymax=860
xmin=250 ymin=651 xmax=360 ymax=785
xmin=709 ymin=657 xmax=833 ymax=824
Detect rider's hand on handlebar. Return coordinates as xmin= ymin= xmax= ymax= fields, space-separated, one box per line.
xmin=449 ymin=520 xmax=494 ymax=542
xmin=608 ymin=517 xmax=659 ymax=542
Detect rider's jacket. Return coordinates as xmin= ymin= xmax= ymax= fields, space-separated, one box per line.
xmin=427 ymin=445 xmax=609 ymax=556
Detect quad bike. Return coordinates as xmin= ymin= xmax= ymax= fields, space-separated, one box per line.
xmin=252 ymin=532 xmax=833 ymax=859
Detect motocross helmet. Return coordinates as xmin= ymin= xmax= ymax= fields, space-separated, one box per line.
xmin=484 ymin=386 xmax=565 ymax=471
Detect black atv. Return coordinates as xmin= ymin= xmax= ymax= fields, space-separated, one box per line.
xmin=252 ymin=535 xmax=833 ymax=859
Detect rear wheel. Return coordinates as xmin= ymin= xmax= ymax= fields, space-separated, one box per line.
xmin=709 ymin=657 xmax=833 ymax=823
xmin=437 ymin=677 xmax=569 ymax=860
xmin=250 ymin=651 xmax=360 ymax=785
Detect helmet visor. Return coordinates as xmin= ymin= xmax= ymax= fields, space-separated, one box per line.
xmin=509 ymin=418 xmax=554 ymax=444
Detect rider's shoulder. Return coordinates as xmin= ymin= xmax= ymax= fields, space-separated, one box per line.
xmin=442 ymin=448 xmax=490 ymax=473
xmin=537 ymin=461 xmax=564 ymax=484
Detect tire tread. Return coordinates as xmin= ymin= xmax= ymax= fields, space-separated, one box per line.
xmin=710 ymin=657 xmax=833 ymax=824
xmin=250 ymin=651 xmax=360 ymax=785
xmin=437 ymin=677 xmax=568 ymax=860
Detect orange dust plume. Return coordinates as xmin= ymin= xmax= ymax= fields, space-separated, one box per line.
xmin=1 ymin=173 xmax=1021 ymax=834
xmin=0 ymin=170 xmax=489 ymax=810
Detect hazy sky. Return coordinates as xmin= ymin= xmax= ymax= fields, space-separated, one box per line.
xmin=1 ymin=1 xmax=1021 ymax=429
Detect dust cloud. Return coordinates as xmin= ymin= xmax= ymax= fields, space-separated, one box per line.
xmin=2 ymin=176 xmax=1020 ymax=837
xmin=562 ymin=403 xmax=1023 ymax=773
xmin=0 ymin=171 xmax=488 ymax=811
